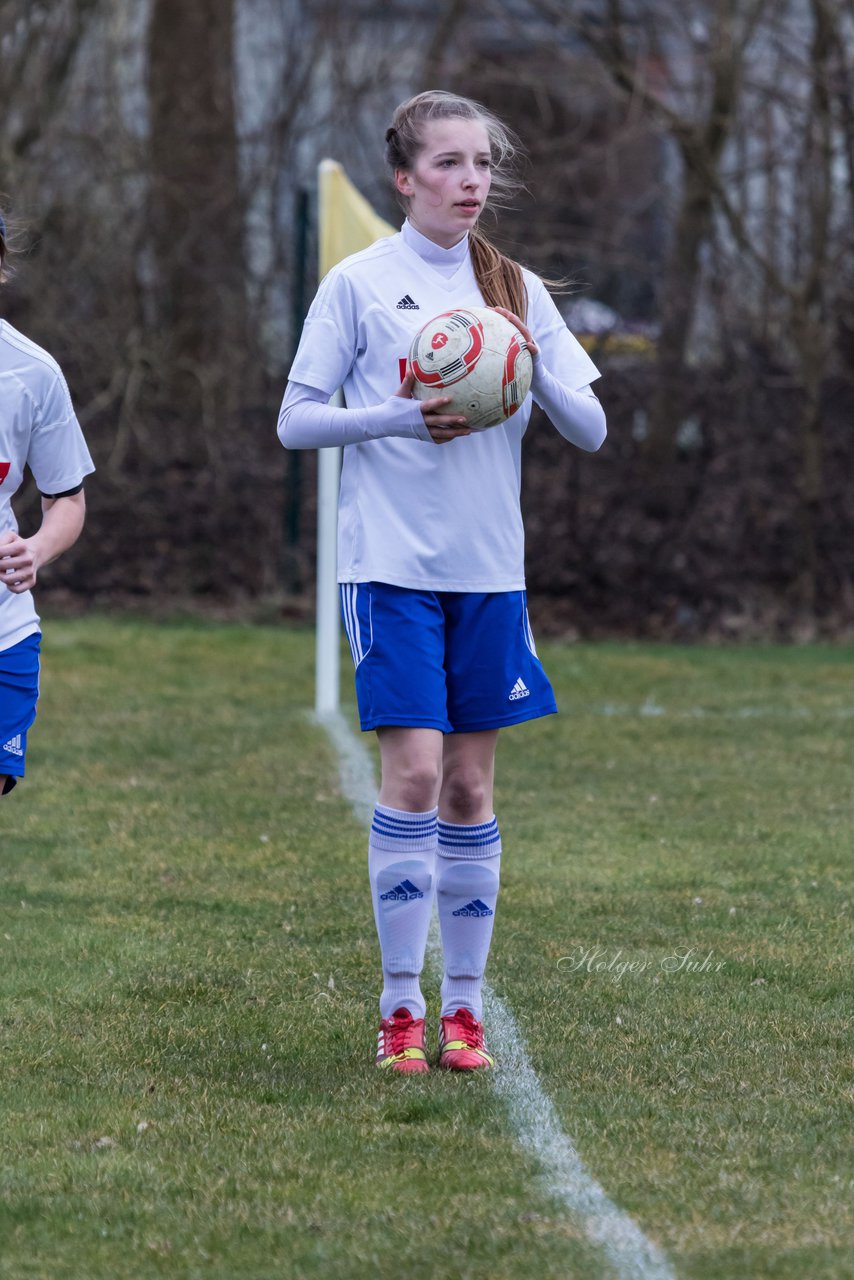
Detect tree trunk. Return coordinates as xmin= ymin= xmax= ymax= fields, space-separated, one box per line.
xmin=147 ymin=0 xmax=247 ymax=427
xmin=646 ymin=154 xmax=714 ymax=469
xmin=791 ymin=0 xmax=835 ymax=619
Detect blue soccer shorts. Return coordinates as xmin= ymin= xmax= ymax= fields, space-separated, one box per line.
xmin=340 ymin=582 xmax=557 ymax=734
xmin=0 ymin=632 xmax=41 ymax=794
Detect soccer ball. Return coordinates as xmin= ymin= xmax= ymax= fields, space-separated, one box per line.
xmin=408 ymin=306 xmax=533 ymax=431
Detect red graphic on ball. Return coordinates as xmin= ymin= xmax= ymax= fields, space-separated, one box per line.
xmin=410 ymin=311 xmax=485 ymax=388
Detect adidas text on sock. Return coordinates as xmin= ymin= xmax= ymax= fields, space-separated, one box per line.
xmin=436 ymin=817 xmax=501 ymax=1021
xmin=369 ymin=804 xmax=438 ymax=1020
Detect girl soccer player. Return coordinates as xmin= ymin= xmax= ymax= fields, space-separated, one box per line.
xmin=0 ymin=208 xmax=94 ymax=797
xmin=278 ymin=91 xmax=605 ymax=1073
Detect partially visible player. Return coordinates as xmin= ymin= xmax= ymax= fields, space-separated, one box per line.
xmin=278 ymin=91 xmax=606 ymax=1073
xmin=0 ymin=205 xmax=95 ymax=797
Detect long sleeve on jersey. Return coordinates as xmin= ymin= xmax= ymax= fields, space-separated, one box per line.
xmin=530 ymin=363 xmax=607 ymax=452
xmin=523 ymin=278 xmax=606 ymax=452
xmin=279 ymin=372 xmax=605 ymax=452
xmin=278 ymin=383 xmax=431 ymax=449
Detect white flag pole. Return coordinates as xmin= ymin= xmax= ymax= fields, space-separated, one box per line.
xmin=314 ymin=411 xmax=342 ymax=717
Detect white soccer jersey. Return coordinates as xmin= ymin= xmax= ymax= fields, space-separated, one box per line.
xmin=288 ymin=221 xmax=601 ymax=592
xmin=0 ymin=320 xmax=95 ymax=652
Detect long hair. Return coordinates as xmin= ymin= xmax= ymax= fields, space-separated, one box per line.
xmin=385 ymin=91 xmax=529 ymax=319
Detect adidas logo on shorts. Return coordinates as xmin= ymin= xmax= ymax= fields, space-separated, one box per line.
xmin=396 ymin=294 xmax=419 ymax=310
xmin=2 ymin=734 xmax=23 ymax=756
xmin=509 ymin=677 xmax=530 ymax=701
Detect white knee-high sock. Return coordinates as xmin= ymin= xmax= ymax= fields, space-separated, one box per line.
xmin=436 ymin=816 xmax=501 ymax=1020
xmin=369 ymin=804 xmax=438 ymax=1020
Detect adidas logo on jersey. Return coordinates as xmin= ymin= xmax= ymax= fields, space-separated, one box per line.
xmin=509 ymin=677 xmax=530 ymax=701
xmin=380 ymin=879 xmax=424 ymax=902
xmin=396 ymin=294 xmax=420 ymax=310
xmin=452 ymin=898 xmax=494 ymax=918
xmin=2 ymin=735 xmax=23 ymax=756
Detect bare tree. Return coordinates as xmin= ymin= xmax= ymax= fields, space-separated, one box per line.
xmin=696 ymin=0 xmax=854 ymax=615
xmin=0 ymin=0 xmax=103 ymax=163
xmin=571 ymin=0 xmax=770 ymax=467
xmin=147 ymin=0 xmax=249 ymax=433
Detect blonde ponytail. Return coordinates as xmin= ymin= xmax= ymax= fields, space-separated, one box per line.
xmin=469 ymin=228 xmax=527 ymax=320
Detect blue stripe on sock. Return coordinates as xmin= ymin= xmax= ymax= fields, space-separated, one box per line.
xmin=372 ymin=815 xmax=437 ymax=833
xmin=438 ymin=818 xmax=500 ymax=849
xmin=371 ymin=824 xmax=437 ymax=844
xmin=372 ymin=809 xmax=438 ymax=842
xmin=374 ymin=813 xmax=437 ymax=829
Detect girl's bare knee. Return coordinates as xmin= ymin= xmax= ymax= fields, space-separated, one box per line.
xmin=440 ymin=774 xmax=490 ymax=824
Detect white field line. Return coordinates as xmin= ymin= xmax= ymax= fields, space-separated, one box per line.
xmin=317 ymin=710 xmax=677 ymax=1280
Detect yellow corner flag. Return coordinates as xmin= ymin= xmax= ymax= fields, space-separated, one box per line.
xmin=318 ymin=159 xmax=396 ymax=277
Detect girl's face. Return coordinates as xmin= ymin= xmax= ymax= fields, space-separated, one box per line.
xmin=395 ymin=117 xmax=492 ymax=249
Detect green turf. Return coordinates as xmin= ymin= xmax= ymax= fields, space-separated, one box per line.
xmin=1 ymin=620 xmax=851 ymax=1279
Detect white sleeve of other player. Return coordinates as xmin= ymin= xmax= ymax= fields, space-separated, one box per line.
xmin=27 ymin=364 xmax=95 ymax=495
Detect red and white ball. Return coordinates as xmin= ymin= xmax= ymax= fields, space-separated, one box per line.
xmin=408 ymin=306 xmax=533 ymax=431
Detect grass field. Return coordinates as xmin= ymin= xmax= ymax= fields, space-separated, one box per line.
xmin=1 ymin=617 xmax=851 ymax=1280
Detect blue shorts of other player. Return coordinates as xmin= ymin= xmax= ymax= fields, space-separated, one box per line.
xmin=0 ymin=633 xmax=41 ymax=795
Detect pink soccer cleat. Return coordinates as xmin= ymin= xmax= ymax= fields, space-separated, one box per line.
xmin=375 ymin=1007 xmax=430 ymax=1073
xmin=438 ymin=1007 xmax=494 ymax=1071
